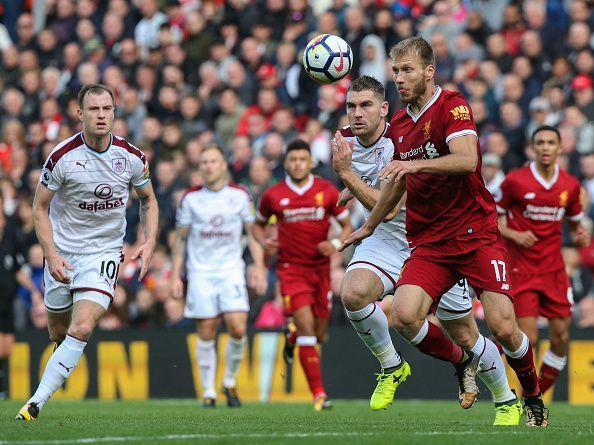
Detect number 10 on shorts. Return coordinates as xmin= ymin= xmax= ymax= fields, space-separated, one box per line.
xmin=100 ymin=260 xmax=117 ymax=279
xmin=490 ymin=259 xmax=507 ymax=282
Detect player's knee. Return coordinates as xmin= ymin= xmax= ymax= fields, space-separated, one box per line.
xmin=391 ymin=308 xmax=417 ymax=332
xmin=490 ymin=320 xmax=516 ymax=345
xmin=68 ymin=322 xmax=94 ymax=341
xmin=550 ymin=330 xmax=569 ymax=347
xmin=340 ymin=284 xmax=369 ymax=311
xmin=449 ymin=328 xmax=475 ymax=349
xmin=228 ymin=326 xmax=246 ymax=339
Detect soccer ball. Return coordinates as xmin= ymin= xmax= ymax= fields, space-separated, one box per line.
xmin=302 ymin=34 xmax=353 ymax=84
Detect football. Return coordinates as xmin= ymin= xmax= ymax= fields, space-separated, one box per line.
xmin=302 ymin=34 xmax=353 ymax=84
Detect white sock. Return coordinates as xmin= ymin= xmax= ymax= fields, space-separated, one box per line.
xmin=29 ymin=335 xmax=86 ymax=410
xmin=223 ymin=336 xmax=246 ymax=388
xmin=346 ymin=303 xmax=402 ymax=369
xmin=502 ymin=332 xmax=529 ymax=358
xmin=197 ymin=338 xmax=217 ymax=399
xmin=542 ymin=350 xmax=567 ymax=371
xmin=408 ymin=319 xmax=429 ymax=345
xmin=471 ymin=335 xmax=516 ymax=403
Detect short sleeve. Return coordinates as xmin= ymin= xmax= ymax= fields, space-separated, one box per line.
xmin=494 ymin=176 xmax=513 ymax=214
xmin=130 ymin=148 xmax=150 ymax=188
xmin=41 ymin=157 xmax=64 ymax=191
xmin=443 ymin=94 xmax=478 ymax=145
xmin=240 ymin=191 xmax=256 ymax=224
xmin=380 ymin=142 xmax=395 ymax=171
xmin=257 ymin=191 xmax=273 ymax=222
xmin=566 ymin=181 xmax=584 ymax=221
xmin=176 ymin=193 xmax=192 ymax=227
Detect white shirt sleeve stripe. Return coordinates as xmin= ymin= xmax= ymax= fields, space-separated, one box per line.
xmin=445 ymin=129 xmax=478 ymax=144
xmin=567 ymin=211 xmax=584 ymax=222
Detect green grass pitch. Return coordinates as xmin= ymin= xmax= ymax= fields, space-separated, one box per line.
xmin=0 ymin=400 xmax=593 ymax=444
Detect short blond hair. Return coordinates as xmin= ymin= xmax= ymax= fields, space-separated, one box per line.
xmin=389 ymin=36 xmax=435 ymax=68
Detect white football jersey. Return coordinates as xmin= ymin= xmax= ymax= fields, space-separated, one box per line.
xmin=41 ymin=132 xmax=150 ymax=254
xmin=340 ymin=123 xmax=409 ymax=252
xmin=176 ymin=183 xmax=255 ymax=273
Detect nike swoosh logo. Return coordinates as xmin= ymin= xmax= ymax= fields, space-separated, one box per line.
xmin=356 ymin=329 xmax=372 ymax=336
xmin=334 ymin=50 xmax=344 ymax=71
xmin=58 ymin=362 xmax=74 ymax=372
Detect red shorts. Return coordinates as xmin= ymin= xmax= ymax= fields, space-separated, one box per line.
xmin=397 ymin=234 xmax=512 ymax=300
xmin=276 ymin=263 xmax=332 ymax=319
xmin=512 ymin=270 xmax=573 ymax=319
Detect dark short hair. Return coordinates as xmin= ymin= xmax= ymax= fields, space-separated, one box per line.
xmin=389 ymin=36 xmax=435 ymax=68
xmin=78 ymin=83 xmax=115 ymax=108
xmin=532 ymin=125 xmax=561 ymax=143
xmin=286 ymin=139 xmax=311 ymax=154
xmin=347 ymin=75 xmax=385 ymax=101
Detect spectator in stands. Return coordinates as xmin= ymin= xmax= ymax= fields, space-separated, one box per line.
xmin=215 ymin=88 xmax=245 ymax=150
xmin=15 ymin=13 xmax=36 ymax=51
xmin=571 ymin=74 xmax=594 ymax=122
xmin=135 ymin=0 xmax=168 ymax=58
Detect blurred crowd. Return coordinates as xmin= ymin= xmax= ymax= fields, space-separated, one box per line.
xmin=1 ymin=0 xmax=594 ymax=331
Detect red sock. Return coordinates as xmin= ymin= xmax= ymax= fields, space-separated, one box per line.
xmin=505 ymin=343 xmax=540 ymax=397
xmin=298 ymin=345 xmax=325 ymax=397
xmin=539 ymin=363 xmax=560 ymax=395
xmin=416 ymin=321 xmax=464 ymax=365
xmin=287 ymin=330 xmax=297 ymax=345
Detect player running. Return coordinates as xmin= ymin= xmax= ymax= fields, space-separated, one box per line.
xmin=497 ymin=125 xmax=590 ymax=395
xmin=17 ymin=84 xmax=158 ymax=420
xmin=341 ymin=37 xmax=548 ymax=427
xmin=332 ymin=75 xmax=521 ymax=424
xmin=171 ymin=144 xmax=267 ymax=408
xmin=254 ymin=139 xmax=352 ymax=411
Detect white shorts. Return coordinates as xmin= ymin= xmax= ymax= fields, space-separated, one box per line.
xmin=184 ymin=269 xmax=249 ymax=319
xmin=346 ymin=235 xmax=472 ymax=320
xmin=44 ymin=251 xmax=122 ymax=312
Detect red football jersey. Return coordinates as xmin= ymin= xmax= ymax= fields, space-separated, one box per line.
xmin=389 ymin=87 xmax=499 ymax=249
xmin=257 ymin=175 xmax=349 ymax=267
xmin=496 ymin=162 xmax=583 ymax=274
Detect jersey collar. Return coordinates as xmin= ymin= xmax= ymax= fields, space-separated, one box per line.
xmin=529 ymin=161 xmax=559 ymax=190
xmin=406 ymin=86 xmax=442 ymax=123
xmin=285 ymin=174 xmax=314 ymax=196
xmin=82 ymin=132 xmax=113 ymax=155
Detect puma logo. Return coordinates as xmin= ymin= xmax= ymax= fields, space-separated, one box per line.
xmin=356 ymin=329 xmax=372 ymax=336
xmin=479 ymin=362 xmax=497 ymax=373
xmin=76 ymin=161 xmax=88 ymax=170
xmin=58 ymin=362 xmax=74 ymax=373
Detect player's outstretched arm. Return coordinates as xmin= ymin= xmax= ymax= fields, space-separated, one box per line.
xmin=380 ymin=135 xmax=478 ymax=180
xmin=134 ymin=182 xmax=159 ymax=281
xmin=245 ymin=222 xmax=268 ymax=295
xmin=339 ymin=175 xmax=404 ymax=251
xmin=33 ymin=183 xmax=73 ymax=283
xmin=170 ymin=225 xmax=189 ymax=299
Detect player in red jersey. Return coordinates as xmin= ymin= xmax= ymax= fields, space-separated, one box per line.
xmin=496 ymin=126 xmax=590 ymax=395
xmin=341 ymin=36 xmax=548 ymax=427
xmin=254 ymin=139 xmax=352 ymax=411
